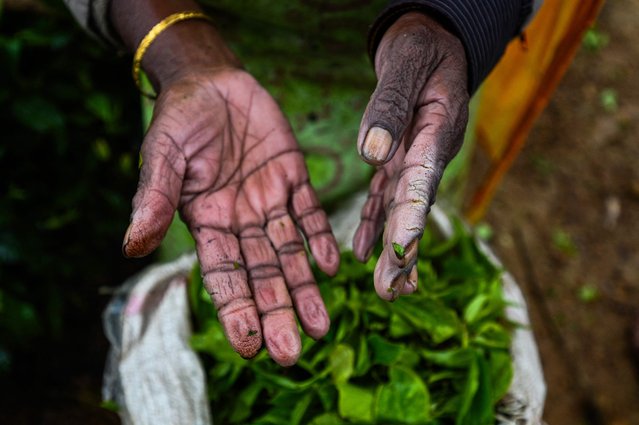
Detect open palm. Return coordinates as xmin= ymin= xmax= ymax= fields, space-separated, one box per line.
xmin=122 ymin=69 xmax=339 ymax=366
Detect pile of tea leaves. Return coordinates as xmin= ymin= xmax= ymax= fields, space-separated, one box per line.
xmin=190 ymin=221 xmax=513 ymax=424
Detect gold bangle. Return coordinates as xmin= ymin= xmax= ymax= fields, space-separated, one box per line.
xmin=132 ymin=11 xmax=213 ymax=98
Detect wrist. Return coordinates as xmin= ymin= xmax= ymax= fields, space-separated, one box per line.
xmin=111 ymin=0 xmax=241 ymax=92
xmin=141 ymin=19 xmax=241 ymax=91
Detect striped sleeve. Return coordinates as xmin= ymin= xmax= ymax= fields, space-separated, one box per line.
xmin=63 ymin=0 xmax=121 ymax=47
xmin=368 ymin=0 xmax=537 ymax=94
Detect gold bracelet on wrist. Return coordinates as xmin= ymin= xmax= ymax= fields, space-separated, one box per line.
xmin=132 ymin=11 xmax=213 ymax=99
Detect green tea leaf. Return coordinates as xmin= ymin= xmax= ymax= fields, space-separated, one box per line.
xmin=466 ymin=354 xmax=494 ymax=425
xmin=392 ymin=242 xmax=405 ymax=258
xmin=290 ymin=392 xmax=314 ymax=425
xmin=389 ymin=312 xmax=414 ymax=338
xmin=489 ymin=350 xmax=514 ymax=404
xmin=368 ymin=333 xmax=404 ymax=366
xmin=309 ymin=413 xmax=347 ymax=425
xmin=374 ymin=366 xmax=430 ymax=424
xmin=442 ymin=257 xmax=486 ymax=281
xmin=337 ymin=383 xmax=374 ymax=423
xmin=310 ymin=343 xmax=333 ymax=369
xmin=393 ymin=298 xmax=461 ymax=344
xmin=464 ymin=294 xmax=491 ymax=324
xmin=473 ymin=323 xmax=511 ymax=350
xmin=255 ymin=369 xmax=323 ymax=391
xmin=323 ymin=286 xmax=347 ymax=317
xmin=330 ymin=344 xmax=354 ymax=384
xmin=229 ymin=382 xmax=263 ymax=423
xmin=456 ymin=350 xmax=495 ymax=425
xmin=456 ymin=352 xmax=479 ymax=424
xmin=421 ymin=348 xmax=473 ymax=368
xmin=427 ymin=370 xmax=464 ymax=385
xmin=317 ymin=384 xmax=337 ymax=411
xmin=427 ymin=233 xmax=459 ymax=257
xmin=364 ymin=296 xmax=390 ymax=318
xmin=398 ymin=349 xmax=421 ymax=369
xmin=354 ymin=335 xmax=372 ymax=376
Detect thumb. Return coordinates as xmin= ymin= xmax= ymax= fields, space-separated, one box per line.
xmin=122 ymin=129 xmax=186 ymax=258
xmin=357 ymin=67 xmax=418 ymax=165
xmin=358 ymin=19 xmax=437 ymax=165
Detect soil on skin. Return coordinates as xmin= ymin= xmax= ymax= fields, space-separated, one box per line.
xmin=469 ymin=1 xmax=639 ymax=424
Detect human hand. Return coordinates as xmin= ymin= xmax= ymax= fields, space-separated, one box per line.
xmin=353 ymin=12 xmax=470 ymax=300
xmin=122 ymin=68 xmax=340 ymax=366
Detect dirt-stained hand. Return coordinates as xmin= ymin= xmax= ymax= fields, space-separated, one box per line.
xmin=353 ymin=12 xmax=469 ymax=300
xmin=122 ymin=68 xmax=340 ymax=366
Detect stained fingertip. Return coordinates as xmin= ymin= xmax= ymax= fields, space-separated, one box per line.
xmin=311 ymin=234 xmax=340 ymax=276
xmin=122 ymin=219 xmax=163 ymax=258
xmin=219 ymin=307 xmax=263 ymax=359
xmin=401 ymin=264 xmax=418 ymax=295
xmin=122 ymin=203 xmax=176 ymax=258
xmin=292 ymin=285 xmax=330 ymax=340
xmin=353 ymin=224 xmax=375 ymax=263
xmin=263 ymin=310 xmax=302 ymax=367
xmin=374 ymin=249 xmax=405 ymax=301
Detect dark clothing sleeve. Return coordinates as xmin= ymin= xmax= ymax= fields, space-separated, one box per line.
xmin=368 ymin=0 xmax=535 ymax=94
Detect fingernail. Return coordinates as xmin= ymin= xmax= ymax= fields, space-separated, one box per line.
xmin=406 ymin=265 xmax=418 ymax=292
xmin=270 ymin=327 xmax=301 ymax=367
xmin=122 ymin=223 xmax=133 ymax=255
xmin=364 ymin=245 xmax=374 ymax=262
xmin=362 ymin=127 xmax=392 ymax=163
xmin=388 ymin=273 xmax=406 ymax=302
xmin=409 ymin=264 xmax=417 ymax=282
xmin=301 ymin=299 xmax=330 ymax=340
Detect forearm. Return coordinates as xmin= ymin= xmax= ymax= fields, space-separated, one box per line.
xmin=110 ymin=0 xmax=240 ymax=91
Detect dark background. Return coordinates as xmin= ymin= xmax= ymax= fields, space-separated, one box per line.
xmin=1 ymin=1 xmax=144 ymax=423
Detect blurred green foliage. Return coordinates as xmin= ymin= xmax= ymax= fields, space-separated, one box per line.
xmin=0 ymin=1 xmax=144 ymax=385
xmin=599 ymin=87 xmax=618 ymax=113
xmin=551 ymin=229 xmax=578 ymax=257
xmin=582 ymin=26 xmax=610 ymax=52
xmin=578 ymin=283 xmax=599 ymax=303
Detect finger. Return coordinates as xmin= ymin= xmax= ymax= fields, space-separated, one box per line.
xmin=194 ymin=226 xmax=262 ymax=359
xmin=374 ymin=241 xmax=418 ymax=300
xmin=353 ymin=147 xmax=405 ymax=263
xmin=357 ymin=29 xmax=435 ymax=165
xmin=353 ymin=169 xmax=387 ymax=262
xmin=401 ymin=265 xmax=418 ymax=295
xmin=123 ymin=129 xmax=186 ymax=258
xmin=239 ymin=226 xmax=301 ymax=367
xmin=290 ymin=182 xmax=340 ymax=276
xmin=266 ymin=211 xmax=330 ymax=340
xmin=374 ymin=101 xmax=465 ymax=300
xmin=373 ymin=247 xmax=411 ymax=301
xmin=386 ymin=92 xmax=467 ymax=266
